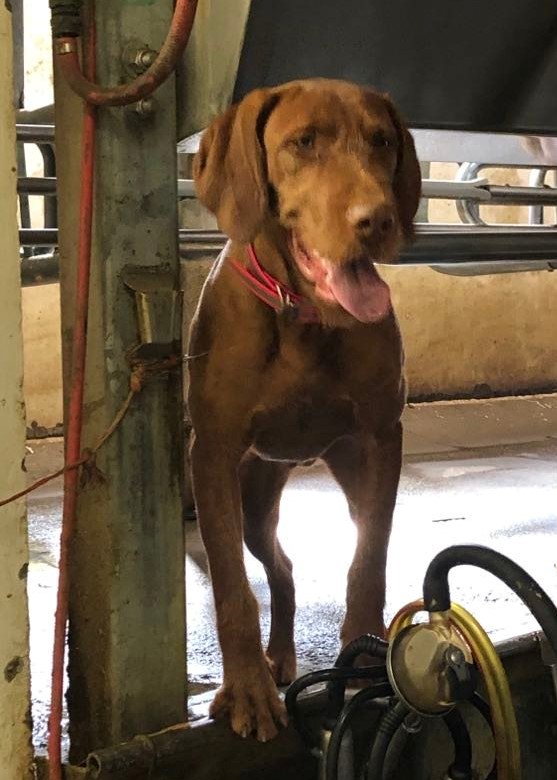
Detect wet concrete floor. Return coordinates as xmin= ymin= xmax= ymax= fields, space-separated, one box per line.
xmin=25 ymin=395 xmax=557 ymax=753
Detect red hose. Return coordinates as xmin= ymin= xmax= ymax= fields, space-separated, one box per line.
xmin=54 ymin=0 xmax=198 ymax=107
xmin=48 ymin=11 xmax=97 ymax=780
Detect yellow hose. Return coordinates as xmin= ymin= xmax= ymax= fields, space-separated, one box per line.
xmin=387 ymin=600 xmax=521 ymax=780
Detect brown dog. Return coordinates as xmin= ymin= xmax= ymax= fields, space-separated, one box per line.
xmin=188 ymin=78 xmax=421 ymax=741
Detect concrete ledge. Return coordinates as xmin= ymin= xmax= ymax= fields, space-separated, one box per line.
xmin=403 ymin=393 xmax=557 ymax=455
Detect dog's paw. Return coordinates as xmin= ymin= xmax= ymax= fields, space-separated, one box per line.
xmin=265 ymin=648 xmax=297 ymax=686
xmin=210 ymin=665 xmax=288 ymax=742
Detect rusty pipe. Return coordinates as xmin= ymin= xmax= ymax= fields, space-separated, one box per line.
xmin=53 ymin=0 xmax=198 ymax=107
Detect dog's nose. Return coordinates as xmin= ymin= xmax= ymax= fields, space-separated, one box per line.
xmin=347 ymin=203 xmax=395 ymax=237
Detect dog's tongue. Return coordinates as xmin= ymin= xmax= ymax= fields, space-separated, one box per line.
xmin=326 ymin=258 xmax=392 ymax=323
xmin=292 ymin=236 xmax=392 ymax=323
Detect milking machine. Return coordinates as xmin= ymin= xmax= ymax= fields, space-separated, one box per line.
xmin=286 ymin=545 xmax=557 ymax=780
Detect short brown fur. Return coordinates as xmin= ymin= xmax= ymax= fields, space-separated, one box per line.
xmin=189 ymin=78 xmax=421 ymax=741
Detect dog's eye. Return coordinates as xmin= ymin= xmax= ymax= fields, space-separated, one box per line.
xmin=370 ymin=130 xmax=392 ymax=148
xmin=293 ymin=131 xmax=315 ymax=151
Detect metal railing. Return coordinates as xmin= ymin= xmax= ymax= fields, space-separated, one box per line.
xmin=15 ymin=124 xmax=557 ymax=285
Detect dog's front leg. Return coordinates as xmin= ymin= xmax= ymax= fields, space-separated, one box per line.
xmin=323 ymin=422 xmax=402 ymax=645
xmin=190 ymin=436 xmax=287 ymax=741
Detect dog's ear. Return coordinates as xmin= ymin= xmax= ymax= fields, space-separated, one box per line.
xmin=193 ymin=89 xmax=279 ymax=243
xmin=383 ymin=96 xmax=422 ymax=241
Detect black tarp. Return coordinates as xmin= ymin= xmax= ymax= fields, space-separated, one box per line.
xmin=233 ymin=0 xmax=557 ymax=135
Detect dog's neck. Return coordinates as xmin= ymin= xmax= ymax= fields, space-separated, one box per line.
xmin=247 ymin=222 xmax=358 ymax=329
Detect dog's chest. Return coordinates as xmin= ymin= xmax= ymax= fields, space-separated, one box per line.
xmin=248 ymin=330 xmax=351 ymax=459
xmin=250 ymin=392 xmax=357 ymax=462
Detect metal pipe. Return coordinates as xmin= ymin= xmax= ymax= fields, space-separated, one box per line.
xmin=21 ymin=253 xmax=60 ymax=286
xmin=20 ymin=229 xmax=58 ymax=245
xmin=53 ymin=0 xmax=199 ymax=106
xmin=19 ymin=172 xmax=557 ymax=206
xmin=488 ymin=184 xmax=557 ymax=205
xmin=399 ymin=227 xmax=557 ymax=263
xmin=421 ymin=178 xmax=491 ymax=201
xmin=177 ymin=178 xmax=195 ymax=197
xmin=38 ymin=144 xmax=58 ymax=229
xmin=16 ymin=124 xmax=55 ymax=143
xmin=16 ymin=139 xmax=31 ymax=261
xmin=529 ymin=169 xmax=548 ymax=225
xmin=17 ymin=177 xmax=57 ymax=195
xmin=455 ymin=162 xmax=485 ymax=225
xmin=19 ymin=227 xmax=557 ymax=265
xmin=18 ymin=175 xmax=194 ymax=198
xmin=422 ymin=179 xmax=557 ymax=206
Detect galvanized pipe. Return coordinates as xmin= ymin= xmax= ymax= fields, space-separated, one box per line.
xmin=529 ymin=169 xmax=548 ymax=225
xmin=455 ymin=162 xmax=485 ymax=225
xmin=19 ymin=225 xmax=557 ymax=262
xmin=16 ymin=123 xmax=55 ymax=143
xmin=18 ymin=173 xmax=557 ymax=206
xmin=21 ymin=253 xmax=60 ymax=286
xmin=17 ymin=176 xmax=57 ymax=195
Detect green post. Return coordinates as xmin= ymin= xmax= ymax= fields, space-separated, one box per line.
xmin=53 ymin=0 xmax=186 ymax=762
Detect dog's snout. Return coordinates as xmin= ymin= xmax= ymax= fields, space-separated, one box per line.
xmin=347 ymin=203 xmax=396 ymax=237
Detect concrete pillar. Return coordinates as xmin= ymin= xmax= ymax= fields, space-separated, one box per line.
xmin=0 ymin=5 xmax=34 ymax=779
xmin=53 ymin=0 xmax=186 ymax=762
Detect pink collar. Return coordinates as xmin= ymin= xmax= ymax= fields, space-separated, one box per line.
xmin=228 ymin=244 xmax=321 ymax=324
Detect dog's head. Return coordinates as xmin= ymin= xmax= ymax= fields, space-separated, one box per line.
xmin=194 ymin=79 xmax=421 ymax=323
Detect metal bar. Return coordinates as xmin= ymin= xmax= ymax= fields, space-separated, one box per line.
xmin=178 ymin=128 xmax=557 ymax=167
xmin=20 ymin=227 xmax=557 ymax=278
xmin=411 ymin=128 xmax=557 ymax=167
xmin=20 ymin=253 xmax=60 ymax=286
xmin=423 ymin=179 xmax=557 ymax=206
xmin=15 ymin=123 xmax=55 ymax=143
xmin=17 ymin=176 xmax=57 ymax=195
xmin=16 ymin=104 xmax=55 ymax=125
xmin=422 ymin=178 xmax=491 ymax=201
xmin=456 ymin=162 xmax=484 ymax=225
xmin=19 ymin=229 xmax=57 ymax=245
xmin=16 ymin=142 xmax=31 ymax=251
xmin=177 ymin=178 xmax=196 ymax=197
xmin=38 ymin=144 xmax=58 ymax=228
xmin=399 ymin=228 xmax=557 ymax=264
xmin=20 ymin=125 xmax=557 ymax=168
xmin=529 ymin=169 xmax=547 ymax=225
xmin=488 ymin=185 xmax=557 ymax=206
xmin=17 ymin=178 xmax=198 ymax=199
xmin=21 ymin=173 xmax=557 ymax=206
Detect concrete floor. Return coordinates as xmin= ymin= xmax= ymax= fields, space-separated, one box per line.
xmin=25 ymin=394 xmax=557 ymax=754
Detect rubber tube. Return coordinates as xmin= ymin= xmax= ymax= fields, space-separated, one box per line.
xmin=286 ymin=666 xmax=389 ymax=749
xmin=325 ymin=685 xmax=392 ymax=780
xmin=326 ymin=635 xmax=389 ymax=724
xmin=444 ymin=708 xmax=473 ymax=780
xmin=54 ymin=0 xmax=198 ymax=107
xmin=423 ymin=545 xmax=557 ymax=657
xmin=366 ymin=701 xmax=409 ymax=780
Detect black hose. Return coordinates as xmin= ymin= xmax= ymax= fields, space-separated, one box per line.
xmin=286 ymin=666 xmax=390 ymax=749
xmin=444 ymin=708 xmax=473 ymax=780
xmin=469 ymin=693 xmax=497 ymax=780
xmin=49 ymin=0 xmax=82 ymax=37
xmin=333 ymin=635 xmax=389 ymax=668
xmin=366 ymin=701 xmax=409 ymax=780
xmin=325 ymin=685 xmax=392 ymax=780
xmin=326 ymin=635 xmax=389 ymax=724
xmin=423 ymin=545 xmax=557 ymax=657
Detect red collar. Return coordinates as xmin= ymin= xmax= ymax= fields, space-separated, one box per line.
xmin=228 ymin=244 xmax=321 ymax=324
